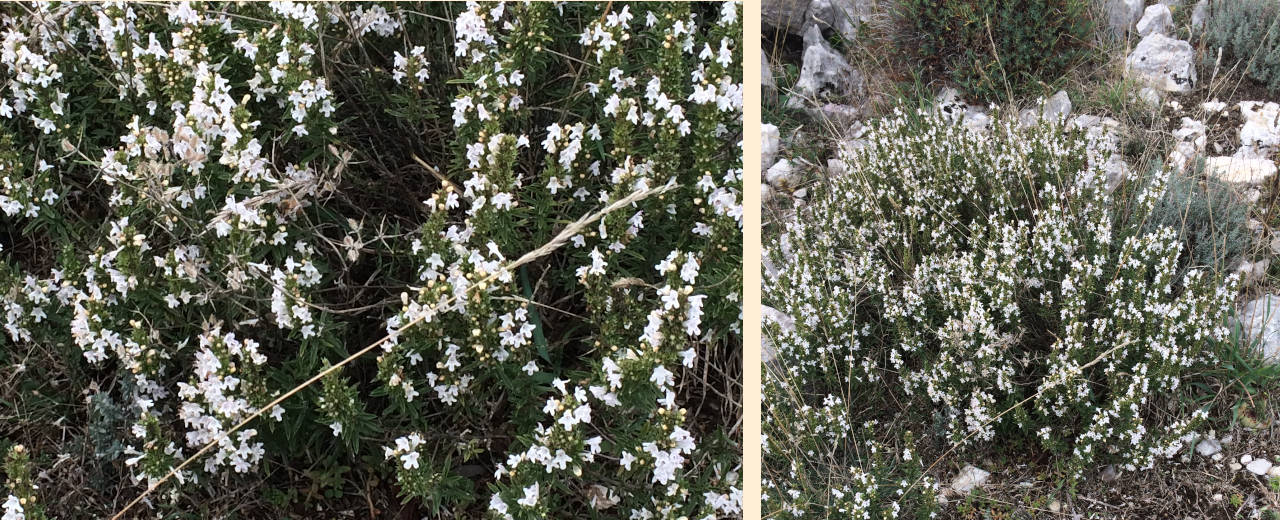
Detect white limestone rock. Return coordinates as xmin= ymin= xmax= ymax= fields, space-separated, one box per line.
xmin=806 ymin=0 xmax=872 ymax=43
xmin=762 ymin=123 xmax=780 ymax=169
xmin=1125 ymin=33 xmax=1197 ymax=92
xmin=1246 ymin=458 xmax=1273 ymax=476
xmin=762 ymin=0 xmax=813 ymax=35
xmin=1136 ymin=4 xmax=1173 ymax=36
xmin=1239 ymin=295 xmax=1280 ymax=364
xmin=788 ymin=25 xmax=860 ymax=108
xmin=1238 ymin=101 xmax=1280 ymax=158
xmin=1204 ymin=156 xmax=1278 ymax=185
xmin=1104 ymin=0 xmax=1145 ymax=38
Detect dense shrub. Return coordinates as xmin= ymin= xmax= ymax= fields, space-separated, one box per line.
xmin=897 ymin=0 xmax=1095 ymax=102
xmin=1141 ymin=165 xmax=1250 ymax=277
xmin=763 ymin=111 xmax=1236 ymax=517
xmin=0 ymin=2 xmax=743 ymax=518
xmin=1203 ymin=0 xmax=1280 ymax=94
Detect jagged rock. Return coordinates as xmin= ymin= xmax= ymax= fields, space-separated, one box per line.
xmin=787 ymin=25 xmax=861 ymax=108
xmin=806 ymin=0 xmax=872 ymax=43
xmin=1191 ymin=0 xmax=1209 ymax=30
xmin=935 ymin=87 xmax=967 ymax=122
xmin=1104 ymin=0 xmax=1145 ymax=37
xmin=1136 ymin=4 xmax=1173 ymax=36
xmin=1204 ymin=156 xmax=1278 ymax=185
xmin=1168 ymin=117 xmax=1206 ymax=172
xmin=1239 ymin=295 xmax=1280 ymax=363
xmin=1125 ymin=33 xmax=1196 ymax=92
xmin=762 ymin=0 xmax=813 ymax=35
xmin=762 ymin=124 xmax=780 ymax=169
xmin=1238 ymin=101 xmax=1280 ymax=158
xmin=1042 ymin=90 xmax=1072 ymax=121
xmin=1018 ymin=91 xmax=1073 ymax=127
xmin=1196 ymin=438 xmax=1223 ymax=457
xmin=951 ymin=465 xmax=990 ymax=494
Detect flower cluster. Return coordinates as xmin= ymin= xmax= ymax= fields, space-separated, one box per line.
xmin=0 ymin=2 xmax=740 ymax=518
xmin=764 ymin=110 xmax=1237 ymax=516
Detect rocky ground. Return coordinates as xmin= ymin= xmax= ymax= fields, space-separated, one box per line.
xmin=763 ymin=0 xmax=1280 ymax=516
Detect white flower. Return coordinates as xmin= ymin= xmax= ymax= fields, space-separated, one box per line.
xmin=2 ymin=495 xmax=23 ymax=520
xmin=517 ymin=482 xmax=539 ymax=507
xmin=400 ymin=450 xmax=420 ymax=470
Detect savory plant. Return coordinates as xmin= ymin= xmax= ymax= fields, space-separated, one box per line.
xmin=0 ymin=2 xmax=743 ymax=518
xmin=763 ymin=110 xmax=1236 ymax=517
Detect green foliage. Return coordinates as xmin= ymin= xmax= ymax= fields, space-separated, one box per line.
xmin=1203 ymin=0 xmax=1280 ymax=93
xmin=3 ymin=446 xmax=46 ymax=520
xmin=0 ymin=2 xmax=742 ymax=518
xmin=1141 ymin=164 xmax=1250 ymax=276
xmin=764 ymin=110 xmax=1236 ymax=516
xmin=896 ymin=0 xmax=1096 ymax=102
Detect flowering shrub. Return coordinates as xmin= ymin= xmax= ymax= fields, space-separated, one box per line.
xmin=763 ymin=111 xmax=1237 ymax=516
xmin=0 ymin=2 xmax=742 ymax=518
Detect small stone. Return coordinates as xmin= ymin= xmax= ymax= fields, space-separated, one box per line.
xmin=1213 ymin=493 xmax=1223 ymax=501
xmin=1138 ymin=87 xmax=1162 ymax=109
xmin=1246 ymin=458 xmax=1273 ymax=476
xmin=1269 ymin=466 xmax=1280 ymax=478
xmin=1136 ymin=4 xmax=1172 ymax=36
xmin=951 ymin=465 xmax=990 ymax=494
xmin=1230 ymin=462 xmax=1243 ymax=471
xmin=765 ymin=159 xmax=798 ymax=188
xmin=1241 ymin=454 xmax=1253 ymax=464
xmin=1196 ymin=438 xmax=1223 ymax=457
xmin=1236 ymin=259 xmax=1271 ymax=287
xmin=1212 ymin=453 xmax=1224 ymax=462
xmin=1049 ymin=500 xmax=1063 ymax=513
xmin=762 ymin=123 xmax=780 ymax=168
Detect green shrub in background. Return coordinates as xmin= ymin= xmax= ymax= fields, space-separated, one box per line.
xmin=897 ymin=0 xmax=1096 ymax=102
xmin=1141 ymin=165 xmax=1250 ymax=278
xmin=764 ymin=111 xmax=1237 ymax=517
xmin=1203 ymin=0 xmax=1280 ymax=94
